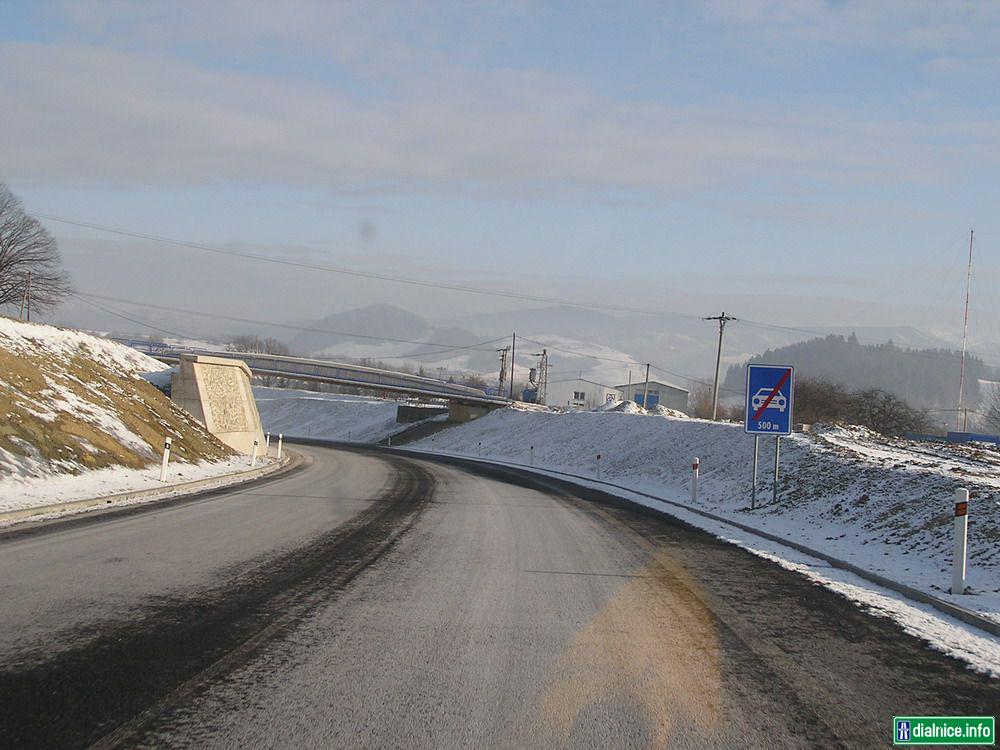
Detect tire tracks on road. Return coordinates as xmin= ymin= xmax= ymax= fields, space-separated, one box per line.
xmin=0 ymin=454 xmax=434 ymax=750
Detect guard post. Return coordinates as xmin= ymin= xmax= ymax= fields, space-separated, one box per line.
xmin=159 ymin=436 xmax=172 ymax=482
xmin=952 ymin=489 xmax=969 ymax=595
xmin=691 ymin=457 xmax=700 ymax=503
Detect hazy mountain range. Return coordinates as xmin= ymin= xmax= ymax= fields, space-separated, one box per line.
xmin=54 ymin=298 xmax=981 ymax=399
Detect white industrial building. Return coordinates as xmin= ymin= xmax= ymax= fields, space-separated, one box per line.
xmin=546 ymin=378 xmax=621 ymax=410
xmin=617 ymin=379 xmax=689 ymax=412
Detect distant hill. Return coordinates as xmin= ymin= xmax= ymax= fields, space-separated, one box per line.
xmin=289 ymin=304 xmax=433 ymax=355
xmin=722 ymin=333 xmax=994 ymax=410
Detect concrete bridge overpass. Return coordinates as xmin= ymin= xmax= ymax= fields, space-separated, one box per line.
xmin=144 ymin=347 xmax=509 ymax=417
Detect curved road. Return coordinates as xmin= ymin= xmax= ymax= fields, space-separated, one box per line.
xmin=0 ymin=443 xmax=996 ymax=748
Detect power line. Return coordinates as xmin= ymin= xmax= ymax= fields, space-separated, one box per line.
xmin=73 ymin=291 xmax=509 ymax=355
xmin=45 ymin=214 xmax=997 ymax=373
xmin=739 ymin=316 xmax=1000 ymax=369
xmin=518 ymin=334 xmax=744 ymax=395
xmin=72 ymin=293 xmax=196 ymax=340
xmin=39 ymin=213 xmax=704 ymax=321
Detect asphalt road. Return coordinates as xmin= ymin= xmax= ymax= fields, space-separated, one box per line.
xmin=0 ymin=443 xmax=996 ymax=749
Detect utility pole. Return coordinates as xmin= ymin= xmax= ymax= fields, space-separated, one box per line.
xmin=19 ymin=271 xmax=31 ymax=322
xmin=531 ymin=349 xmax=549 ymax=405
xmin=642 ymin=363 xmax=651 ymax=410
xmin=509 ymin=332 xmax=517 ymax=400
xmin=497 ymin=347 xmax=509 ymax=398
xmin=957 ymin=230 xmax=974 ymax=432
xmin=704 ymin=312 xmax=737 ymax=420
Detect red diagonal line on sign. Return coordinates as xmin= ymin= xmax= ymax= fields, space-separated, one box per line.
xmin=752 ymin=368 xmax=791 ymax=421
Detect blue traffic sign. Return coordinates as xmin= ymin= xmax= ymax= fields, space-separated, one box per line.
xmin=744 ymin=364 xmax=794 ymax=435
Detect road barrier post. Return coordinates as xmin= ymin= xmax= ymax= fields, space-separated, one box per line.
xmin=952 ymin=488 xmax=969 ymax=595
xmin=159 ymin=437 xmax=172 ymax=482
xmin=277 ymin=434 xmax=283 ymax=460
xmin=692 ymin=457 xmax=700 ymax=503
xmin=250 ymin=439 xmax=259 ymax=467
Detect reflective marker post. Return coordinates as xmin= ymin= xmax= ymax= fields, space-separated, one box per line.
xmin=530 ymin=445 xmax=534 ymax=467
xmin=159 ymin=437 xmax=172 ymax=482
xmin=596 ymin=454 xmax=602 ymax=480
xmin=277 ymin=433 xmax=283 ymax=460
xmin=691 ymin=457 xmax=699 ymax=503
xmin=952 ymin=489 xmax=969 ymax=595
xmin=265 ymin=432 xmax=271 ymax=456
xmin=250 ymin=439 xmax=259 ymax=467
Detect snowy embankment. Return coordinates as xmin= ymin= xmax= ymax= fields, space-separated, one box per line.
xmin=0 ymin=317 xmax=253 ymax=516
xmin=409 ymin=403 xmax=1000 ymax=630
xmin=255 ymin=387 xmax=427 ymax=442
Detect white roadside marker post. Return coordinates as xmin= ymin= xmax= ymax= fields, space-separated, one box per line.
xmin=691 ymin=457 xmax=700 ymax=503
xmin=277 ymin=434 xmax=283 ymax=460
xmin=387 ymin=435 xmax=392 ymax=447
xmin=478 ymin=441 xmax=482 ymax=458
xmin=265 ymin=432 xmax=271 ymax=456
xmin=250 ymin=439 xmax=259 ymax=467
xmin=952 ymin=488 xmax=969 ymax=595
xmin=159 ymin=437 xmax=172 ymax=482
xmin=530 ymin=445 xmax=534 ymax=467
xmin=596 ymin=454 xmax=602 ymax=480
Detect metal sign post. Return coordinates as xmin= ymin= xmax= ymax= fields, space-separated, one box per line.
xmin=744 ymin=365 xmax=794 ymax=507
xmin=772 ymin=435 xmax=781 ymax=504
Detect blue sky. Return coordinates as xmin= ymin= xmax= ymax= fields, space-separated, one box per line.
xmin=1 ymin=1 xmax=999 ymax=344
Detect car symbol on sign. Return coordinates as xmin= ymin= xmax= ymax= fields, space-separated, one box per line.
xmin=751 ymin=388 xmax=787 ymax=413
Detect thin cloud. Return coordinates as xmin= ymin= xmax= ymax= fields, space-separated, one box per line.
xmin=0 ymin=40 xmax=978 ymax=193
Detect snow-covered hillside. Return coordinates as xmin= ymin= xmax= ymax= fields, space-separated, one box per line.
xmin=255 ymin=388 xmax=415 ymax=442
xmin=0 ymin=317 xmax=237 ymax=509
xmin=409 ymin=404 xmax=1000 ymax=625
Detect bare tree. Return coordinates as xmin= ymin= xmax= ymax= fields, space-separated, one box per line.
xmin=689 ymin=383 xmax=714 ymax=418
xmin=794 ymin=377 xmax=851 ymax=425
xmin=848 ymin=388 xmax=928 ymax=436
xmin=226 ymin=334 xmax=290 ymax=356
xmin=980 ymin=383 xmax=1000 ymax=434
xmin=0 ymin=183 xmax=71 ymax=315
xmin=227 ymin=334 xmax=291 ymax=387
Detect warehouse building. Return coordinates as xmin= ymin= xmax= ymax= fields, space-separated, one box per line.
xmin=546 ymin=377 xmax=620 ymax=410
xmin=617 ymin=379 xmax=689 ymax=412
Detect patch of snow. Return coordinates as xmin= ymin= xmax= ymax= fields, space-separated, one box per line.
xmin=0 ymin=317 xmax=168 ymax=377
xmin=255 ymin=387 xmax=410 ymax=442
xmin=0 ymin=455 xmax=271 ymax=518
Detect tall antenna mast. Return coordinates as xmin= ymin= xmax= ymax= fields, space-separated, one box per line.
xmin=957 ymin=229 xmax=974 ymax=432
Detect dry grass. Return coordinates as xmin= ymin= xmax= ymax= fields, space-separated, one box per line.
xmin=0 ymin=344 xmax=232 ymax=478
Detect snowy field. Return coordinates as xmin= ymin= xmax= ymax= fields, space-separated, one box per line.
xmin=408 ymin=403 xmax=1000 ymax=630
xmin=255 ymin=387 xmax=416 ymax=442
